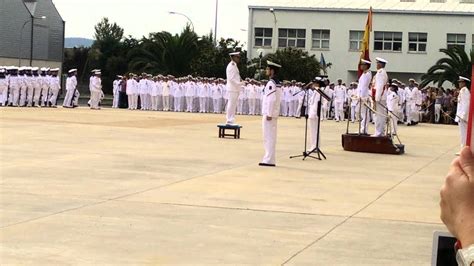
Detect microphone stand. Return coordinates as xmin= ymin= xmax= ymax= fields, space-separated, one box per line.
xmin=290 ymin=83 xmax=328 ymax=161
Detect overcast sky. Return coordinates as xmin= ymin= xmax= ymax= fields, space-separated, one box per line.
xmin=53 ymin=0 xmax=252 ymax=44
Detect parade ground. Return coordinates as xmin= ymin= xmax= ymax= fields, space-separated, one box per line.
xmin=0 ymin=108 xmax=460 ymax=265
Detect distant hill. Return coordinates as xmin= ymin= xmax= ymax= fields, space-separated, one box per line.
xmin=65 ymin=37 xmax=94 ymax=48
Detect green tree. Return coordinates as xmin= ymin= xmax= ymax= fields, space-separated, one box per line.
xmin=260 ymin=47 xmax=321 ymax=82
xmin=88 ymin=17 xmax=127 ymax=94
xmin=128 ymin=25 xmax=200 ymax=76
xmin=94 ymin=17 xmax=124 ymax=43
xmin=190 ymin=36 xmax=250 ymax=79
xmin=421 ymin=46 xmax=473 ymax=88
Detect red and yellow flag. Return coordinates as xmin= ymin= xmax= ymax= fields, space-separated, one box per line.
xmin=358 ymin=7 xmax=373 ymax=78
xmin=466 ymin=64 xmax=474 ymax=151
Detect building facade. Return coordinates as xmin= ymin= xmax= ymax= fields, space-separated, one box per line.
xmin=247 ymin=0 xmax=474 ymax=83
xmin=0 ymin=0 xmax=65 ymax=70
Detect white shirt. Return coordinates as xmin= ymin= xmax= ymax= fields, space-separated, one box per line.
xmin=374 ymin=68 xmax=388 ymax=102
xmin=334 ymin=85 xmax=347 ymax=103
xmin=225 ymin=61 xmax=242 ymax=93
xmin=386 ymin=90 xmax=400 ymax=112
xmin=308 ymin=88 xmax=322 ymax=119
xmin=261 ymin=79 xmax=282 ymax=118
xmin=456 ymin=86 xmax=470 ymax=122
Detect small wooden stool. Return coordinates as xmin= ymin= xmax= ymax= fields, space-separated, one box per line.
xmin=217 ymin=124 xmax=242 ymax=139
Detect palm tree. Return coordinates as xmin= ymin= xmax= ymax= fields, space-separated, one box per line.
xmin=421 ymin=46 xmax=473 ymax=88
xmin=128 ymin=25 xmax=200 ymax=76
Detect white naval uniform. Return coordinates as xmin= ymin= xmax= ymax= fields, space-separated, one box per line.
xmin=185 ymin=81 xmax=195 ymax=112
xmin=10 ymin=75 xmax=21 ymax=106
xmin=247 ymin=84 xmax=257 ymax=115
xmin=126 ymin=79 xmax=136 ymax=110
xmin=455 ymin=86 xmax=470 ymax=148
xmin=261 ymin=78 xmax=282 ymax=165
xmin=386 ymin=90 xmax=400 ymax=135
xmin=150 ymin=81 xmax=158 ymax=111
xmin=357 ymin=70 xmax=372 ymax=134
xmin=48 ymin=75 xmax=61 ymax=107
xmin=32 ymin=75 xmax=42 ymax=106
xmin=40 ymin=75 xmax=50 ymax=106
xmin=225 ymin=61 xmax=243 ymax=124
xmin=0 ymin=77 xmax=8 ymax=106
xmin=25 ymin=75 xmax=34 ymax=107
xmin=89 ymin=76 xmax=102 ymax=109
xmin=294 ymin=87 xmax=305 ymax=118
xmin=112 ymin=79 xmax=120 ymax=108
xmin=321 ymin=87 xmax=333 ymax=120
xmin=162 ymin=81 xmax=170 ymax=111
xmin=373 ymin=68 xmax=389 ymax=136
xmin=139 ymin=79 xmax=148 ymax=110
xmin=237 ymin=85 xmax=246 ymax=115
xmin=347 ymin=89 xmax=358 ymax=122
xmin=334 ymin=84 xmax=347 ymax=121
xmin=308 ymin=88 xmax=322 ymax=151
xmin=19 ymin=74 xmax=27 ymax=106
xmin=405 ymin=86 xmax=422 ymax=124
xmin=211 ymin=83 xmax=223 ymax=113
xmin=63 ymin=76 xmax=78 ymax=107
xmin=199 ymin=83 xmax=208 ymax=113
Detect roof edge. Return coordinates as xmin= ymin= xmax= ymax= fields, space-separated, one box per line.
xmin=248 ymin=5 xmax=474 ymax=16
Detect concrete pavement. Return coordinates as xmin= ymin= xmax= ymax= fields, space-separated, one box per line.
xmin=0 ymin=107 xmax=459 ymax=265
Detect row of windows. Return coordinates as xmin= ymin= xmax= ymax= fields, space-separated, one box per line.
xmin=255 ymin=27 xmax=474 ymax=52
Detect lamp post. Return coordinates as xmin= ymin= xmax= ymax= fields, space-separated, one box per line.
xmin=214 ymin=0 xmax=218 ymax=45
xmin=169 ymin=11 xmax=194 ymax=31
xmin=269 ymin=8 xmax=277 ymax=53
xmin=18 ymin=15 xmax=46 ymax=66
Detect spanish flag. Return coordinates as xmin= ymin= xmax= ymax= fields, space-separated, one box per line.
xmin=358 ymin=7 xmax=373 ymax=78
xmin=467 ymin=64 xmax=474 ymax=152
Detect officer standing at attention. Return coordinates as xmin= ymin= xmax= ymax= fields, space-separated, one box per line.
xmin=259 ymin=61 xmax=282 ymax=167
xmin=373 ymin=57 xmax=389 ymax=137
xmin=456 ymin=76 xmax=471 ymax=152
xmin=225 ymin=51 xmax=243 ymax=125
xmin=357 ymin=59 xmax=372 ymax=134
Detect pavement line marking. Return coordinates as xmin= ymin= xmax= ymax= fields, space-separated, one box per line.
xmin=114 ymin=200 xmax=349 ymax=218
xmin=112 ymin=200 xmax=444 ymax=226
xmin=281 ymin=145 xmax=457 ymax=265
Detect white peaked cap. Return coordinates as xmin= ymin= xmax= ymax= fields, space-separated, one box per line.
xmin=375 ymin=57 xmax=388 ymax=64
xmin=267 ymin=60 xmax=282 ymax=68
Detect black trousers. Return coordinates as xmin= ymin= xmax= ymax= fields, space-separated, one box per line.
xmin=118 ymin=92 xmax=128 ymax=109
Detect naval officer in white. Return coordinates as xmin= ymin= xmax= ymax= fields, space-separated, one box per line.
xmin=260 ymin=61 xmax=282 ymax=167
xmin=225 ymin=51 xmax=243 ymax=125
xmin=373 ymin=57 xmax=389 ymax=137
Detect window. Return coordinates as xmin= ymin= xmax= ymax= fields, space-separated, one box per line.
xmin=460 ymin=0 xmax=474 ymax=3
xmin=312 ymin=29 xmax=330 ymax=49
xmin=254 ymin=27 xmax=273 ymax=47
xmin=349 ymin=31 xmax=364 ymax=51
xmin=408 ymin=32 xmax=427 ymax=52
xmin=278 ymin=28 xmax=306 ymax=48
xmin=447 ymin=33 xmax=466 ymax=49
xmin=430 ymin=0 xmax=446 ymax=2
xmin=400 ymin=0 xmax=415 ymax=2
xmin=374 ymin=31 xmax=402 ymax=52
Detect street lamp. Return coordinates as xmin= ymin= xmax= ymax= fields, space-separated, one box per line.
xmin=214 ymin=0 xmax=218 ymax=44
xmin=269 ymin=8 xmax=277 ymax=52
xmin=169 ymin=11 xmax=194 ymax=31
xmin=18 ymin=15 xmax=46 ymax=66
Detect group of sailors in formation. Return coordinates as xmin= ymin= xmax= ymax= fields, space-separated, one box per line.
xmin=0 ymin=66 xmax=61 ymax=108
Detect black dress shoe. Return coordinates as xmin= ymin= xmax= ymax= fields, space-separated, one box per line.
xmin=259 ymin=163 xmax=276 ymax=167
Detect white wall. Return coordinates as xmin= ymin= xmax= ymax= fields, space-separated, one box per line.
xmin=248 ymin=8 xmax=474 ymax=83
